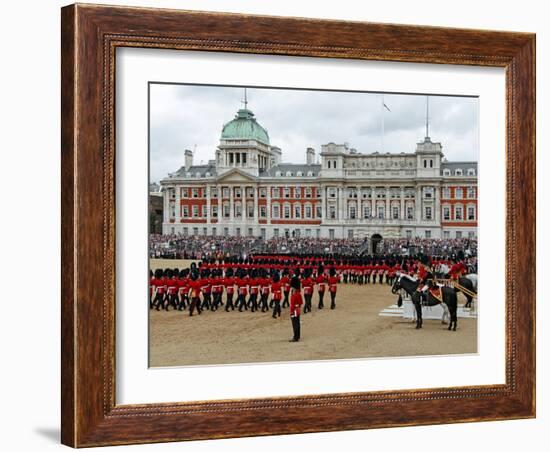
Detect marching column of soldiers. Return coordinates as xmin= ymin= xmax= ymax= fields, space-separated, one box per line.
xmin=150 ymin=253 xmax=475 ymax=341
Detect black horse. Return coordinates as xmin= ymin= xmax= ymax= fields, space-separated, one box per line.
xmin=455 ymin=275 xmax=477 ymax=308
xmin=391 ymin=274 xmax=459 ymax=331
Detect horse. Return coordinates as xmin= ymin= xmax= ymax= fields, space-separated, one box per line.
xmin=391 ymin=273 xmax=459 ymax=331
xmin=454 ymin=274 xmax=477 ymax=308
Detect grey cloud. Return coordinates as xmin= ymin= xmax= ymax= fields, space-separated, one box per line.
xmin=149 ymin=84 xmax=478 ymax=182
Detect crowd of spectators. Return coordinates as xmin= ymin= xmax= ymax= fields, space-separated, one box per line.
xmin=149 ymin=234 xmax=478 ymax=260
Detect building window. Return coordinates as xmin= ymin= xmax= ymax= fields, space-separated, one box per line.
xmin=203 ymin=227 xmax=207 ymax=235
xmin=329 ymin=229 xmax=335 ymax=239
xmin=328 ymin=188 xmax=336 ymax=198
xmin=392 ymin=206 xmax=399 ymax=219
xmin=284 ymin=205 xmax=291 ymax=219
xmin=423 ymin=160 xmax=427 ymax=168
xmin=406 ymin=230 xmax=412 ymax=239
xmin=455 ymin=206 xmax=463 ymax=220
xmin=456 ymin=231 xmax=462 ymax=238
xmin=248 ymin=227 xmax=253 ymax=236
xmin=455 ymin=169 xmax=463 ymax=176
xmin=223 ymin=203 xmax=230 ymax=218
xmin=192 ymin=188 xmax=199 ymax=198
xmin=273 ymin=187 xmax=280 ymax=198
xmin=212 ymin=206 xmax=218 ymax=218
xmin=443 ymin=206 xmax=450 ymax=220
xmin=202 ymin=205 xmax=207 ymax=217
xmin=211 ymin=187 xmax=217 ymax=198
xmin=468 ymin=206 xmax=476 ymax=220
xmin=305 ymin=187 xmax=312 ymax=198
xmin=363 ymin=205 xmax=371 ymax=219
xmin=247 ymin=203 xmax=254 ymax=218
xmin=468 ymin=231 xmax=475 ymax=239
xmin=467 ymin=168 xmax=476 ymax=176
xmin=260 ymin=206 xmax=267 ymax=218
xmin=273 ymin=228 xmax=279 ymax=237
xmin=305 ymin=205 xmax=312 ymax=219
xmin=377 ymin=206 xmax=385 ymax=219
xmin=305 ymin=229 xmax=311 ymax=237
xmin=224 ymin=227 xmax=229 ymax=236
xmin=425 ymin=230 xmax=431 ymax=238
xmin=286 ymin=171 xmax=293 ymax=177
xmin=442 ymin=187 xmax=450 ymax=198
xmin=261 ymin=228 xmax=266 ymax=239
xmin=430 ymin=160 xmax=433 ymax=168
xmin=329 ymin=205 xmax=336 ymax=219
xmin=294 ymin=205 xmax=301 ymax=218
xmin=259 ymin=187 xmax=266 ymax=198
xmin=425 ymin=206 xmax=432 ymax=220
xmin=182 ymin=205 xmax=189 ymax=218
xmin=235 ymin=203 xmax=242 ymax=218
xmin=192 ymin=205 xmax=199 ymax=218
xmin=284 ymin=187 xmax=290 ymax=198
xmin=181 ymin=188 xmax=188 ymax=198
xmin=455 ymin=187 xmax=463 ymax=199
xmin=348 ymin=229 xmax=354 ymax=239
xmin=294 ymin=187 xmax=301 ymax=198
xmin=222 ymin=187 xmax=229 ymax=198
xmin=193 ymin=227 xmax=198 ymax=235
xmin=236 ymin=228 xmax=241 ymax=237
xmin=406 ymin=206 xmax=414 ymax=220
xmin=235 ymin=188 xmax=241 ymax=198
xmin=467 ymin=186 xmax=476 ymax=198
xmin=272 ymin=204 xmax=280 ymax=219
xmin=212 ymin=227 xmax=217 ymax=236
xmin=349 ymin=205 xmax=357 ymax=219
xmin=443 ymin=169 xmax=451 ymax=176
xmin=316 ymin=205 xmax=322 ymax=219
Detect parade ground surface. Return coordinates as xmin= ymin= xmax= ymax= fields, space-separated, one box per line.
xmin=149 ymin=259 xmax=477 ymax=367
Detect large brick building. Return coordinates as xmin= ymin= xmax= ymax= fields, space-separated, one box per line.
xmin=159 ymin=105 xmax=477 ymax=247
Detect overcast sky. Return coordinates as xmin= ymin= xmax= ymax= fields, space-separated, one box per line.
xmin=149 ymin=84 xmax=479 ymax=183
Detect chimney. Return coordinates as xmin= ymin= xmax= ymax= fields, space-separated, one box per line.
xmin=306 ymin=147 xmax=315 ymax=165
xmin=184 ymin=149 xmax=193 ymax=170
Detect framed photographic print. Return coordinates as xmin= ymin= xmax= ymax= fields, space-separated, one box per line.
xmin=61 ymin=3 xmax=536 ymax=447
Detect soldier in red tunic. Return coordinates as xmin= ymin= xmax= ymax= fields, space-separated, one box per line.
xmin=223 ymin=269 xmax=236 ymax=312
xmin=316 ymin=265 xmax=327 ymax=309
xmin=259 ymin=271 xmax=271 ymax=313
xmin=151 ymin=269 xmax=166 ymax=311
xmin=301 ymin=270 xmax=314 ymax=313
xmin=328 ymin=267 xmax=340 ymax=310
xmin=149 ymin=270 xmax=155 ymax=309
xmin=188 ymin=271 xmax=203 ymax=317
xmin=177 ymin=269 xmax=189 ymax=311
xmin=271 ymin=272 xmax=283 ymax=318
xmin=247 ymin=272 xmax=260 ymax=312
xmin=236 ymin=275 xmax=249 ymax=312
xmin=280 ymin=271 xmax=291 ymax=308
xmin=289 ymin=272 xmax=303 ymax=342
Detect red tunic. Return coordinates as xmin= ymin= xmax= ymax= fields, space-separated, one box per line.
xmin=237 ymin=279 xmax=248 ymax=296
xmin=316 ymin=274 xmax=327 ymax=292
xmin=328 ymin=276 xmax=339 ymax=293
xmin=153 ymin=278 xmax=165 ymax=294
xmin=290 ymin=290 xmax=303 ymax=316
xmin=302 ymin=277 xmax=314 ymax=296
xmin=224 ymin=277 xmax=235 ymax=294
xmin=280 ymin=276 xmax=290 ymax=294
xmin=270 ymin=281 xmax=282 ymax=301
xmin=189 ymin=280 xmax=202 ymax=299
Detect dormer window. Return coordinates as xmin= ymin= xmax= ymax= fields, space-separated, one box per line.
xmin=275 ymin=171 xmax=282 ymax=177
xmin=455 ymin=169 xmax=463 ymax=176
xmin=307 ymin=171 xmax=313 ymax=177
xmin=297 ymin=171 xmax=303 ymax=176
xmin=467 ymin=168 xmax=476 ymax=176
xmin=443 ymin=169 xmax=451 ymax=176
xmin=286 ymin=171 xmax=293 ymax=177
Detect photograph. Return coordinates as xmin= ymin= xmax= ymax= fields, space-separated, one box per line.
xmin=148 ymin=84 xmax=479 ymax=367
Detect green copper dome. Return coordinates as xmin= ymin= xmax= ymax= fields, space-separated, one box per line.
xmin=221 ymin=109 xmax=270 ymax=144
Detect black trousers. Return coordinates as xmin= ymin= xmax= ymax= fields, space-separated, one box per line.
xmin=318 ymin=291 xmax=325 ymax=309
xmin=272 ymin=300 xmax=281 ymax=318
xmin=366 ymin=274 xmax=371 ymax=283
xmin=282 ymin=292 xmax=290 ymax=308
xmin=330 ymin=291 xmax=336 ymax=309
xmin=259 ymin=294 xmax=269 ymax=312
xmin=201 ymin=293 xmax=212 ymax=310
xmin=153 ymin=292 xmax=165 ymax=310
xmin=304 ymin=294 xmax=312 ymax=313
xmin=237 ymin=294 xmax=248 ymax=311
xmin=178 ymin=294 xmax=188 ymax=310
xmin=225 ymin=293 xmax=234 ymax=311
xmin=248 ymin=294 xmax=258 ymax=311
xmin=189 ymin=297 xmax=202 ymax=316
xmin=291 ymin=316 xmax=301 ymax=341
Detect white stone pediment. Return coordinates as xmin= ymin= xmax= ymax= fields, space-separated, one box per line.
xmin=215 ymin=169 xmax=257 ymax=183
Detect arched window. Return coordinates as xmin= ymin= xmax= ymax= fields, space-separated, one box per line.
xmin=467 ymin=168 xmax=476 ymax=176
xmin=307 ymin=171 xmax=314 ymax=177
xmin=297 ymin=171 xmax=303 ymax=177
xmin=443 ymin=169 xmax=451 ymax=176
xmin=286 ymin=171 xmax=293 ymax=177
xmin=327 ymin=161 xmax=331 ymax=169
xmin=455 ymin=168 xmax=463 ymax=176
xmin=275 ymin=171 xmax=282 ymax=177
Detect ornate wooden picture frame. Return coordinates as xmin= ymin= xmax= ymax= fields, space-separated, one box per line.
xmin=61 ymin=3 xmax=535 ymax=447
